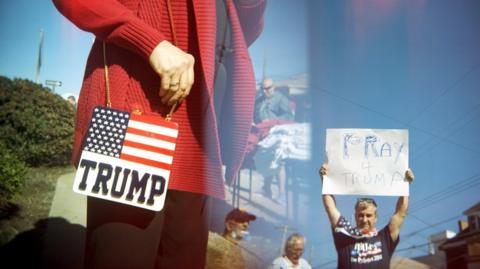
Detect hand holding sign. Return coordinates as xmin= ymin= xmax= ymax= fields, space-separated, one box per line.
xmin=319 ymin=164 xmax=328 ymax=178
xmin=405 ymin=169 xmax=414 ymax=183
xmin=322 ymin=129 xmax=410 ymax=196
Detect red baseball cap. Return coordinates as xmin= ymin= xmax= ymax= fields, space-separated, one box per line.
xmin=225 ymin=208 xmax=256 ymax=222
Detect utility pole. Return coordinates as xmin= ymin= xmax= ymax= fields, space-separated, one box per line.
xmin=36 ymin=28 xmax=44 ymax=84
xmin=262 ymin=48 xmax=267 ymax=81
xmin=276 ymin=225 xmax=296 ymax=256
xmin=308 ymin=245 xmax=314 ymax=266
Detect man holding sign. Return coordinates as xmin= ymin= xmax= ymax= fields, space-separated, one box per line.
xmin=320 ymin=129 xmax=415 ymax=269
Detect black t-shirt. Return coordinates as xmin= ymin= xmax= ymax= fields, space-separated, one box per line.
xmin=333 ymin=216 xmax=399 ymax=269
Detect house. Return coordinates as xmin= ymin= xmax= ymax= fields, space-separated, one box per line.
xmin=412 ymin=230 xmax=456 ymax=269
xmin=439 ymin=202 xmax=480 ymax=269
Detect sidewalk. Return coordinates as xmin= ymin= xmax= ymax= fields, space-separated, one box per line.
xmin=43 ymin=170 xmax=86 ymax=269
xmin=48 ymin=170 xmax=86 ymax=225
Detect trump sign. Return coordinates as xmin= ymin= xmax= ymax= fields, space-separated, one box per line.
xmin=73 ymin=107 xmax=178 ymax=211
xmin=322 ymin=129 xmax=409 ymax=196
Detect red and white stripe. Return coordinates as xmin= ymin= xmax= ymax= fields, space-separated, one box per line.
xmin=120 ymin=114 xmax=178 ymax=171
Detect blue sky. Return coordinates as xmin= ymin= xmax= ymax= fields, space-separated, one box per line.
xmin=307 ymin=1 xmax=480 ymax=267
xmin=1 ymin=0 xmax=479 ymax=268
xmin=0 ymin=0 xmax=92 ymax=98
xmin=0 ymin=0 xmax=307 ymax=97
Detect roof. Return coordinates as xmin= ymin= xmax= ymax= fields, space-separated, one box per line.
xmin=412 ymin=252 xmax=446 ymax=269
xmin=464 ymin=201 xmax=480 ymax=216
xmin=390 ymin=256 xmax=431 ymax=269
xmin=439 ymin=229 xmax=480 ymax=250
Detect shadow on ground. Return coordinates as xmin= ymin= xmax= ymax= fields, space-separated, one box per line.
xmin=0 ymin=217 xmax=85 ymax=269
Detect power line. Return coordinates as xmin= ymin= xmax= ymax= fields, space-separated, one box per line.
xmin=396 ymin=242 xmax=431 ymax=253
xmin=406 ymin=62 xmax=480 ymax=125
xmin=402 ymin=213 xmax=454 ymax=242
xmin=411 ymin=172 xmax=479 ymax=205
xmin=411 ymin=181 xmax=480 ymax=212
xmin=412 ymin=105 xmax=480 ymax=160
xmin=410 ymin=184 xmax=480 ymax=213
xmin=409 ymin=213 xmax=432 ymax=227
xmin=402 ymin=214 xmax=462 ymax=240
xmin=411 ymin=104 xmax=480 ymax=158
xmin=409 ymin=174 xmax=480 ymax=212
xmin=396 ymin=231 xmax=431 ymax=260
xmin=398 ymin=174 xmax=480 ymax=244
xmin=314 ymin=86 xmax=480 ymax=156
xmin=411 ymin=175 xmax=479 ymax=208
xmin=391 ymin=216 xmax=455 ymax=260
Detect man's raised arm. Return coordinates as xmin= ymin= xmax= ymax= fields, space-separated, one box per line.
xmin=388 ymin=169 xmax=414 ymax=241
xmin=320 ymin=164 xmax=341 ymax=228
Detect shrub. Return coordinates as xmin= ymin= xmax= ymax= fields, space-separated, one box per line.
xmin=0 ymin=142 xmax=27 ymax=206
xmin=0 ymin=76 xmax=75 ymax=166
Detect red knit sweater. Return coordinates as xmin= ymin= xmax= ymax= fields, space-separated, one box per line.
xmin=53 ymin=0 xmax=265 ymax=199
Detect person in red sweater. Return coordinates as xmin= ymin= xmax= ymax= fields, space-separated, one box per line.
xmin=53 ymin=0 xmax=265 ymax=268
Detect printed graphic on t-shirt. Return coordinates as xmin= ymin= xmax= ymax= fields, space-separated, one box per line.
xmin=336 ymin=216 xmax=378 ymax=239
xmin=350 ymin=241 xmax=383 ymax=264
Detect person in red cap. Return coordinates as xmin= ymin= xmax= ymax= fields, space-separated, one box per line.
xmin=206 ymin=208 xmax=260 ymax=269
xmin=223 ymin=208 xmax=257 ymax=243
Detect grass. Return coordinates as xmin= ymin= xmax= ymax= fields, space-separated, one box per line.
xmin=0 ymin=165 xmax=74 ymax=246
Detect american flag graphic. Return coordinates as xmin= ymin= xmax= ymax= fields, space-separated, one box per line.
xmin=83 ymin=107 xmax=178 ymax=170
xmin=335 ymin=216 xmax=378 ymax=239
xmin=73 ymin=106 xmax=178 ymax=211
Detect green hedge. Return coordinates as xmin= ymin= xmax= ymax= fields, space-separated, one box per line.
xmin=0 ymin=142 xmax=27 ymax=205
xmin=0 ymin=76 xmax=75 ymax=166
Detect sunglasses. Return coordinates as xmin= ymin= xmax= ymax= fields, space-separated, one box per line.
xmin=262 ymin=85 xmax=274 ymax=91
xmin=357 ymin=198 xmax=377 ymax=207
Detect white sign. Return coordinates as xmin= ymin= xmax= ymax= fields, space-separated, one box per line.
xmin=322 ymin=129 xmax=409 ymax=196
xmin=72 ymin=107 xmax=178 ymax=211
xmin=73 ymin=151 xmax=169 ymax=211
